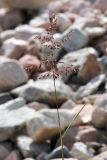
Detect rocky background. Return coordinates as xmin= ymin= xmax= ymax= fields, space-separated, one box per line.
xmin=0 ymin=0 xmax=107 ymax=160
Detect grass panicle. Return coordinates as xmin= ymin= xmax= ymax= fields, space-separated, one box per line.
xmin=24 ymin=11 xmax=85 ymax=160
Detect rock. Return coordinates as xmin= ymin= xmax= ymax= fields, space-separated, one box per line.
xmin=0 ymin=92 xmax=13 ymax=104
xmin=30 ymin=12 xmax=71 ymax=32
xmin=1 ymin=38 xmax=27 ymax=59
xmin=27 ymin=108 xmax=82 ymax=142
xmin=71 ymin=15 xmax=106 ymax=39
xmin=0 ymin=98 xmax=37 ymax=141
xmin=74 ymin=104 xmax=94 ymax=124
xmin=99 ymin=15 xmax=107 ymax=28
xmin=60 ymin=99 xmax=76 ymax=109
xmin=24 ymin=158 xmax=35 ymax=160
xmin=56 ymin=125 xmax=100 ymax=149
xmin=58 ymin=47 xmax=99 ymax=82
xmin=37 ymin=34 xmax=62 ymax=60
xmin=72 ymin=125 xmax=100 ymax=143
xmin=5 ymin=150 xmax=21 ymax=160
xmin=70 ymin=142 xmax=94 ymax=160
xmin=0 ymin=9 xmax=23 ymax=30
xmin=82 ymin=94 xmax=103 ymax=105
xmin=88 ymin=151 xmax=107 ymax=160
xmin=78 ymin=54 xmax=101 ymax=82
xmin=36 ymin=152 xmax=47 ymax=160
xmin=44 ymin=146 xmax=71 ymax=160
xmin=105 ymin=81 xmax=107 ymax=91
xmin=0 ymin=142 xmax=12 ymax=159
xmin=76 ymin=74 xmax=106 ymax=100
xmin=93 ymin=35 xmax=107 ymax=56
xmin=92 ymin=94 xmax=107 ymax=128
xmin=89 ymin=0 xmax=96 ymax=3
xmin=19 ymin=54 xmax=41 ymax=77
xmin=11 ymin=79 xmax=74 ymax=106
xmin=71 ymin=16 xmax=100 ymax=30
xmin=48 ymin=1 xmax=63 ymax=14
xmin=2 ymin=0 xmax=53 ymax=9
xmin=0 ymin=57 xmax=28 ymax=92
xmin=29 ymin=16 xmax=49 ymax=29
xmin=99 ymin=56 xmax=107 ymax=74
xmin=70 ymin=0 xmax=91 ymax=14
xmin=97 ymin=57 xmax=107 ymax=77
xmin=86 ymin=142 xmax=101 ymax=151
xmin=0 ymin=1 xmax=7 ymax=8
xmin=50 ymin=159 xmax=78 ymax=160
xmin=0 ymin=29 xmax=15 ymax=44
xmin=17 ymin=135 xmax=50 ymax=158
xmin=99 ymin=144 xmax=107 ymax=153
xmin=94 ymin=0 xmax=107 ymax=11
xmin=28 ymin=101 xmax=49 ymax=111
xmin=85 ymin=27 xmax=106 ymax=39
xmin=61 ymin=27 xmax=89 ymax=52
xmin=57 ymin=13 xmax=71 ymax=32
xmin=15 ymin=25 xmax=45 ymax=41
xmin=26 ymin=40 xmax=41 ymax=57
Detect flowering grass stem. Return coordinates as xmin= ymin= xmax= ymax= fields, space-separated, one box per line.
xmin=53 ymin=75 xmax=64 ymax=160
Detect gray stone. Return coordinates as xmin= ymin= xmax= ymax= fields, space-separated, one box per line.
xmin=70 ymin=142 xmax=94 ymax=160
xmin=57 ymin=13 xmax=71 ymax=32
xmin=94 ymin=0 xmax=107 ymax=11
xmin=27 ymin=108 xmax=82 ymax=142
xmin=70 ymin=0 xmax=91 ymax=14
xmin=17 ymin=135 xmax=50 ymax=158
xmin=51 ymin=158 xmax=78 ymax=160
xmin=76 ymin=74 xmax=106 ymax=100
xmin=0 ymin=142 xmax=12 ymax=159
xmin=99 ymin=15 xmax=107 ymax=29
xmin=1 ymin=38 xmax=27 ymax=59
xmin=0 ymin=92 xmax=13 ymax=104
xmin=0 ymin=98 xmax=36 ymax=141
xmin=88 ymin=151 xmax=107 ymax=160
xmin=56 ymin=125 xmax=100 ymax=150
xmin=70 ymin=15 xmax=107 ymax=39
xmin=85 ymin=27 xmax=106 ymax=39
xmin=61 ymin=27 xmax=89 ymax=52
xmin=58 ymin=47 xmax=99 ymax=82
xmin=23 ymin=158 xmax=35 ymax=160
xmin=60 ymin=99 xmax=76 ymax=109
xmin=71 ymin=16 xmax=100 ymax=30
xmin=28 ymin=101 xmax=49 ymax=111
xmin=11 ymin=79 xmax=74 ymax=106
xmin=15 ymin=25 xmax=45 ymax=41
xmin=45 ymin=146 xmax=71 ymax=160
xmin=5 ymin=150 xmax=21 ymax=160
xmin=29 ymin=16 xmax=48 ymax=28
xmin=0 ymin=57 xmax=28 ymax=92
xmin=0 ymin=30 xmax=15 ymax=44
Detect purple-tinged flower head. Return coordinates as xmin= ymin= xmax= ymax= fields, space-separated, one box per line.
xmin=25 ymin=12 xmax=79 ymax=80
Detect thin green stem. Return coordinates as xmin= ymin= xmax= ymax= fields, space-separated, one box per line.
xmin=53 ymin=76 xmax=64 ymax=160
xmin=62 ymin=104 xmax=86 ymax=139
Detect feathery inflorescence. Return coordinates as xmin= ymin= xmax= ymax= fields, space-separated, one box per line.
xmin=25 ymin=11 xmax=79 ymax=79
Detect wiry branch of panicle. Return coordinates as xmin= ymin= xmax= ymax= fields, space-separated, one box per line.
xmin=34 ymin=12 xmax=61 ymax=52
xmin=47 ymin=12 xmax=57 ymax=35
xmin=24 ymin=12 xmax=79 ymax=79
xmin=38 ymin=62 xmax=79 ymax=80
